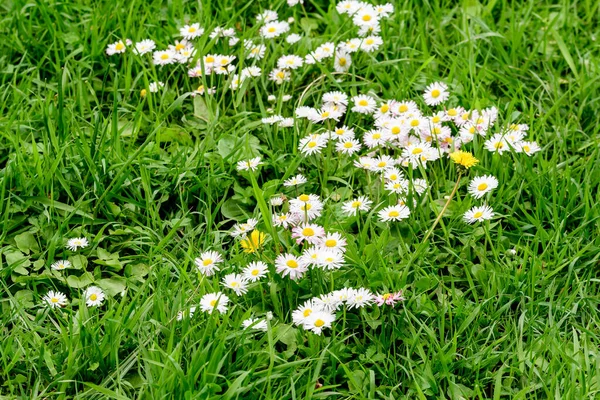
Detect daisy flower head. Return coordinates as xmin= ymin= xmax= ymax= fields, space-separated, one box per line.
xmin=200 ymin=292 xmax=230 ymax=314
xmin=463 ymin=205 xmax=494 ymax=224
xmin=222 ymin=273 xmax=249 ymax=296
xmin=384 ymin=179 xmax=409 ymax=195
xmin=371 ymin=154 xmax=397 ymax=172
xmin=83 ymin=286 xmax=105 ymax=307
xmin=337 ymin=0 xmax=361 ymax=14
xmin=43 ymin=290 xmax=68 ymax=308
xmin=353 ymin=5 xmax=379 ymax=27
xmin=242 ymin=317 xmax=268 ymax=331
xmin=298 ymin=134 xmax=327 ymax=156
xmin=468 ymin=175 xmax=499 ymax=199
xmin=106 ymin=40 xmax=127 ymax=56
xmin=336 ymin=138 xmax=362 ymax=155
xmin=519 ymin=141 xmax=541 ymax=156
xmin=247 ymin=43 xmax=267 ymax=59
xmin=334 ymin=50 xmax=352 ymax=72
xmin=149 ymin=81 xmax=164 ymax=93
xmin=375 ymin=3 xmax=395 ymax=17
xmin=51 ymin=260 xmax=71 ymax=271
xmin=378 ymin=205 xmax=411 ymax=222
xmin=289 ymin=194 xmax=323 ymax=221
xmin=256 ymin=9 xmax=278 ymax=23
xmin=269 ymin=68 xmax=291 ymax=84
xmin=291 ymin=223 xmax=325 ymax=245
xmin=484 ymin=133 xmax=510 ymax=154
xmin=260 ymin=21 xmax=290 ymax=39
xmin=277 ymin=54 xmax=304 ymax=70
xmin=240 ymin=230 xmax=266 ymax=253
xmin=292 ymin=299 xmax=322 ymax=326
xmin=275 ymin=253 xmax=307 ymax=280
xmin=153 ymin=49 xmax=177 ymax=66
xmin=318 ymin=250 xmax=345 ymax=270
xmin=329 ymin=125 xmax=354 ymax=140
xmin=375 ymin=291 xmax=405 ymax=307
xmin=66 ymin=237 xmax=89 ymax=251
xmin=286 ymin=33 xmax=302 ymax=44
xmin=180 ymin=23 xmax=204 ymax=40
xmin=342 ymin=196 xmax=373 ymax=216
xmin=323 ymin=92 xmax=349 ymax=106
xmin=307 ymin=105 xmax=344 ymax=123
xmin=412 ymin=178 xmax=428 ymax=195
xmin=273 ymin=212 xmax=297 ymax=229
xmin=313 ymin=293 xmax=342 ymax=312
xmin=347 ymin=287 xmax=374 ymax=309
xmin=270 ymin=195 xmax=284 ymax=206
xmin=351 ymin=94 xmax=377 ymax=114
xmin=300 ymin=247 xmax=325 ymax=268
xmin=243 ymin=261 xmax=269 ymax=282
xmin=230 ymin=218 xmax=259 ymax=238
xmin=284 ymin=174 xmax=307 ymax=187
xmin=194 ymin=250 xmax=223 ymax=276
xmin=134 ymin=39 xmax=155 ymax=55
xmin=423 ymin=82 xmax=449 ymax=106
xmin=360 ymin=36 xmax=383 ymax=52
xmin=363 ymin=129 xmax=390 ymax=148
xmin=236 ymin=156 xmax=263 ymax=172
xmin=177 ymin=306 xmax=196 ymax=321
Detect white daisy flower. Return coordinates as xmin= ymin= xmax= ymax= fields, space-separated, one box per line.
xmin=298 ymin=134 xmax=327 ymax=155
xmin=423 ymin=82 xmax=449 ymax=106
xmin=236 ymin=157 xmax=263 ymax=172
xmin=463 ymin=205 xmax=494 ymax=224
xmin=378 ymin=205 xmax=411 ymax=222
xmin=242 ymin=317 xmax=268 ymax=331
xmin=292 ymin=299 xmax=322 ymax=326
xmin=286 ymin=33 xmax=302 ymax=44
xmin=200 ymin=292 xmax=230 ymax=314
xmin=268 ymin=68 xmax=291 ymax=84
xmin=291 ymin=223 xmax=325 ymax=245
xmin=468 ymin=175 xmax=499 ymax=199
xmin=149 ymin=81 xmax=164 ymax=93
xmin=222 ymin=273 xmax=249 ymax=296
xmin=243 ymin=261 xmax=269 ymax=282
xmin=106 ymin=40 xmax=127 ymax=56
xmin=153 ymin=50 xmax=177 ymax=66
xmin=318 ymin=250 xmax=345 ymax=270
xmin=484 ymin=133 xmax=510 ymax=154
xmin=351 ymin=95 xmax=377 ymax=114
xmin=66 ymin=237 xmax=89 ymax=251
xmin=180 ymin=23 xmax=204 ymax=39
xmin=347 ymin=288 xmax=374 ymax=309
xmin=83 ymin=286 xmax=105 ymax=307
xmin=336 ymin=139 xmax=362 ymax=155
xmin=134 ymin=39 xmax=155 ymax=55
xmin=519 ymin=141 xmax=541 ymax=155
xmin=260 ymin=21 xmax=290 ymax=39
xmin=277 ymin=54 xmax=304 ymax=70
xmin=177 ymin=306 xmax=197 ymax=321
xmin=194 ymin=250 xmax=223 ymax=276
xmin=342 ymin=196 xmax=373 ymax=216
xmin=43 ymin=290 xmax=68 ymax=308
xmin=284 ymin=174 xmax=307 ymax=187
xmin=360 ymin=36 xmax=383 ymax=52
xmin=275 ymin=253 xmax=307 ymax=280
xmin=334 ymin=51 xmax=352 ymax=72
xmin=51 ymin=260 xmax=71 ymax=270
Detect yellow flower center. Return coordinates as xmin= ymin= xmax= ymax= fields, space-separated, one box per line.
xmin=268 ymin=27 xmax=276 ymax=33
xmin=251 ymin=269 xmax=259 ymax=276
xmin=351 ymin=201 xmax=361 ymax=208
xmin=431 ymin=89 xmax=441 ymax=98
xmin=359 ymin=100 xmax=368 ymax=106
xmin=203 ymin=259 xmax=212 ymax=266
xmin=314 ymin=319 xmax=325 ymax=327
xmin=51 ymin=297 xmax=59 ymax=303
xmin=381 ymin=104 xmax=389 ymax=113
xmin=410 ymin=119 xmax=420 ymax=127
xmin=412 ymin=148 xmax=423 ymax=155
xmin=389 ymin=211 xmax=400 ymax=217
xmin=210 ymin=299 xmax=217 ymax=306
xmin=382 ymin=293 xmax=391 ymax=300
xmin=341 ymin=142 xmax=352 ymax=149
xmin=140 ymin=89 xmax=147 ymax=97
xmin=231 ymin=281 xmax=239 ymax=287
xmin=399 ymin=105 xmax=408 ymax=113
xmin=495 ymin=142 xmax=504 ymax=149
xmin=308 ymin=141 xmax=317 ymax=148
xmin=473 ymin=211 xmax=483 ymax=219
xmin=469 ymin=127 xmax=476 ymax=134
xmin=276 ymin=71 xmax=285 ymax=79
xmin=362 ymin=15 xmax=372 ymax=21
xmin=391 ymin=126 xmax=400 ymax=134
xmin=477 ymin=183 xmax=488 ymax=191
xmin=90 ymin=294 xmax=98 ymax=301
xmin=299 ymin=194 xmax=310 ymax=202
xmin=206 ymin=56 xmax=214 ymax=63
xmin=377 ymin=161 xmax=386 ymax=167
xmin=366 ymin=39 xmax=374 ymax=45
xmin=373 ymin=133 xmax=381 ymax=139
xmin=115 ymin=42 xmax=125 ymax=51
xmin=523 ymin=145 xmax=530 ymax=152
xmin=175 ymin=43 xmax=185 ymax=51
xmin=432 ymin=116 xmax=441 ymax=123
xmin=325 ymin=239 xmax=336 ymax=247
xmin=303 ymin=309 xmax=312 ymax=317
xmin=302 ymin=228 xmax=315 ymax=236
xmin=301 ymin=203 xmax=312 ymax=211
xmin=188 ymin=27 xmax=196 ymax=32
xmin=335 ymin=129 xmax=345 ymax=135
xmin=286 ymin=260 xmax=298 ymax=268
xmin=448 ymin=109 xmax=457 ymax=116
xmin=338 ymin=58 xmax=347 ymax=66
xmin=161 ymin=54 xmax=170 ymax=60
xmin=325 ymin=257 xmax=334 ymax=263
xmin=321 ymin=111 xmax=330 ymax=118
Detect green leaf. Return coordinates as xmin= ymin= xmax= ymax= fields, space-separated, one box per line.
xmin=69 ymin=255 xmax=88 ymax=270
xmin=221 ymin=198 xmax=249 ymax=220
xmin=66 ymin=272 xmax=94 ymax=288
xmin=14 ymin=232 xmax=39 ymax=254
xmin=5 ymin=250 xmax=31 ymax=273
xmin=97 ymin=277 xmax=127 ymax=296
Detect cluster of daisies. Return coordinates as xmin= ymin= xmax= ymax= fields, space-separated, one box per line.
xmin=42 ymin=237 xmax=107 ymax=309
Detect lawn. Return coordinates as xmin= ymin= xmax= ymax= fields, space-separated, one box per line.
xmin=1 ymin=0 xmax=600 ymax=398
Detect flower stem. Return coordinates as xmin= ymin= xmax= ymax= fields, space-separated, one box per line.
xmin=421 ymin=171 xmax=462 ymax=244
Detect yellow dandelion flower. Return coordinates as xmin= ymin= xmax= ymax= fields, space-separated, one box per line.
xmin=450 ymin=151 xmax=479 ymax=169
xmin=240 ymin=230 xmax=266 ymax=253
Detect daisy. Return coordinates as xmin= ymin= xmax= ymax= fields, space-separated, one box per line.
xmin=149 ymin=81 xmax=164 ymax=93
xmin=375 ymin=291 xmax=405 ymax=306
xmin=230 ymin=218 xmax=259 ymax=238
xmin=323 ymin=92 xmax=349 ymax=106
xmin=177 ymin=306 xmax=196 ymax=321
xmin=298 ymin=134 xmax=327 ymax=155
xmin=385 ymin=179 xmax=409 ymax=195
xmin=194 ymin=250 xmax=223 ymax=276
xmin=412 ymin=178 xmax=428 ymax=195
xmin=342 ymin=196 xmax=373 ymax=216
xmin=200 ymin=292 xmax=230 ymax=314
xmin=423 ymin=82 xmax=449 ymax=106
xmin=463 ymin=205 xmax=494 ymax=224
xmin=279 ymin=118 xmax=294 ymax=127
xmin=484 ymin=134 xmax=510 ymax=154
xmin=286 ymin=33 xmax=302 ymax=44
xmin=314 ymin=293 xmax=343 ymax=311
xmin=519 ymin=141 xmax=541 ymax=155
xmin=318 ymin=250 xmax=345 ymax=270
xmin=336 ymin=139 xmax=362 ymax=155
xmin=304 ymin=310 xmax=336 ymax=335
xmin=222 ymin=273 xmax=249 ymax=296
xmin=337 ymin=0 xmax=361 ymax=14
xmin=242 ymin=318 xmax=268 ymax=331
xmin=106 ymin=40 xmax=127 ymax=56
xmin=289 ymin=194 xmax=323 ymax=221
xmin=334 ymin=51 xmax=352 ymax=72
xmin=256 ymin=10 xmax=278 ymax=23
xmin=247 ymin=43 xmax=266 ymax=59
xmin=329 ymin=125 xmax=354 ymax=140
xmin=300 ymin=247 xmax=325 ymax=267
xmin=241 ymin=66 xmax=261 ymax=78
xmin=51 ymin=260 xmax=71 ymax=270
xmin=134 ymin=39 xmax=155 ymax=55
xmin=83 ymin=286 xmax=105 ymax=307
xmin=468 ymin=175 xmax=499 ymax=199
xmin=291 ymin=223 xmax=325 ymax=245
xmin=371 ymin=155 xmax=396 ymax=172
xmin=375 ymin=3 xmax=395 ymax=17
xmin=180 ymin=23 xmax=204 ymax=40
xmin=275 ymin=253 xmax=307 ymax=280
xmin=273 ymin=212 xmax=296 ymax=229
xmin=360 ymin=36 xmax=383 ymax=52
xmin=347 ymin=288 xmax=374 ymax=309
xmin=384 ymin=167 xmax=404 ymax=182
xmin=269 ymin=68 xmax=291 ymax=84
xmin=153 ymin=50 xmax=177 ymax=66
xmin=260 ymin=21 xmax=290 ymax=39
xmin=243 ymin=261 xmax=269 ymax=282
xmin=393 ymin=100 xmax=418 ymax=115
xmin=270 ymin=196 xmax=284 ymax=206
xmin=292 ymin=299 xmax=321 ymax=326
xmin=277 ymin=54 xmax=304 ymax=69
xmin=378 ymin=205 xmax=411 ymax=222
xmin=43 ymin=290 xmax=68 ymax=308
xmin=236 ymin=157 xmax=263 ymax=172
xmin=363 ymin=129 xmax=389 ymax=148
xmin=66 ymin=237 xmax=89 ymax=251
xmin=353 ymin=5 xmax=379 ymax=27
xmin=284 ymin=174 xmax=307 ymax=187
xmin=351 ymin=95 xmax=377 ymax=114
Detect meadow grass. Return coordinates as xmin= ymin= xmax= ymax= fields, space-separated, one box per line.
xmin=1 ymin=0 xmax=599 ymax=398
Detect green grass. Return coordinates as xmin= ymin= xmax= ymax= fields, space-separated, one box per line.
xmin=1 ymin=0 xmax=600 ymax=398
